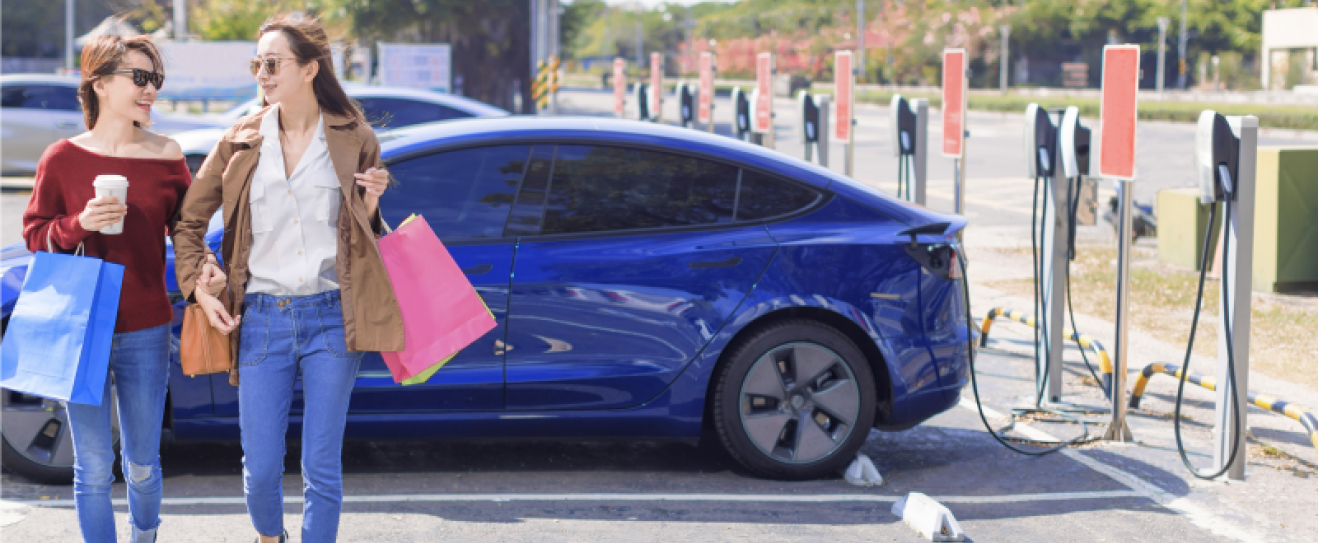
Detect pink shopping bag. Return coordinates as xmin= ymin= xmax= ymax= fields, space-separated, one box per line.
xmin=378 ymin=215 xmax=497 ymax=383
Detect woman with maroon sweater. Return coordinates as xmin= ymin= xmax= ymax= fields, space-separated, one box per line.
xmin=20 ymin=35 xmax=224 ymax=543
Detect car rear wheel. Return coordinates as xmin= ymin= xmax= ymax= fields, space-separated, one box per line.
xmin=712 ymin=320 xmax=876 ymax=480
xmin=1 ymin=387 xmax=119 ymax=485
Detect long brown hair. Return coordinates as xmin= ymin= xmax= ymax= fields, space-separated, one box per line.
xmin=259 ymin=13 xmax=363 ymax=124
xmin=78 ymin=34 xmax=163 ymax=129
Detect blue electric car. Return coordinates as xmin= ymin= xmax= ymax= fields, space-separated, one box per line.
xmin=1 ymin=116 xmax=971 ymax=483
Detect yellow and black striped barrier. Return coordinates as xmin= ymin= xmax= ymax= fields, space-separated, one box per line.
xmin=1129 ymin=361 xmax=1318 ymax=459
xmin=979 ymin=307 xmax=1114 ymax=395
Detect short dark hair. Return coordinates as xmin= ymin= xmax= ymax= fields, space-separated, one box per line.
xmin=78 ymin=34 xmax=163 ymax=129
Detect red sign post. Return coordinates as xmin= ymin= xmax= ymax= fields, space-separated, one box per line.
xmin=650 ymin=52 xmax=663 ymax=120
xmin=754 ymin=53 xmax=773 ymax=133
xmin=1099 ymin=45 xmax=1141 ymax=180
xmin=613 ymin=58 xmax=626 ymax=118
xmin=941 ymin=49 xmax=967 ymax=158
xmin=834 ymin=51 xmax=853 ymax=142
xmin=698 ymin=52 xmax=714 ymax=126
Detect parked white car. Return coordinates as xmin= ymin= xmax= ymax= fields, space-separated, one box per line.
xmin=175 ymin=85 xmax=510 ymax=174
xmin=0 ymin=74 xmax=225 ymax=175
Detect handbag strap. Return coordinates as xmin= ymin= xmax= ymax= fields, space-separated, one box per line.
xmin=45 ymin=225 xmax=85 ymax=256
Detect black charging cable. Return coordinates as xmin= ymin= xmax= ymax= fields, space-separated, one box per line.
xmin=958 ymin=242 xmax=1098 ymax=455
xmin=1172 ymin=201 xmax=1244 ymax=479
xmin=1065 ymin=176 xmax=1108 ymax=399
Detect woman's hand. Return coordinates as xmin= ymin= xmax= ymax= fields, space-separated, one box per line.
xmin=355 ymin=167 xmax=389 ymax=216
xmin=195 ymin=285 xmax=240 ymax=334
xmin=197 ymin=254 xmax=227 ymax=298
xmin=78 ymin=196 xmax=127 ymax=232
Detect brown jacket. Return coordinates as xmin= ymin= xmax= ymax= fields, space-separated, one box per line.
xmin=172 ymin=106 xmax=405 ymax=372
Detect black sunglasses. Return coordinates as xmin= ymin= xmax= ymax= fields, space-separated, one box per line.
xmin=110 ymin=69 xmax=165 ymax=90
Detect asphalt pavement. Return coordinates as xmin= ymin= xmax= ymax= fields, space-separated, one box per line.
xmin=2 ymin=89 xmax=1315 ymax=541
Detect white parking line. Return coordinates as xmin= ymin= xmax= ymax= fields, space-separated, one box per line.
xmin=11 ymin=489 xmax=1144 ymax=509
xmin=957 ymin=399 xmax=1264 ymax=543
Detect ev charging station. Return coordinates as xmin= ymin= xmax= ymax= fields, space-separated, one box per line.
xmin=890 ymin=95 xmax=928 ymax=205
xmin=942 ymin=49 xmax=969 ymax=215
xmin=677 ymin=82 xmax=695 ymax=128
xmin=633 ymin=83 xmax=651 ymax=121
xmin=697 ymin=52 xmax=716 ymax=133
xmin=798 ymin=90 xmax=829 ymax=166
xmin=1022 ymin=103 xmax=1098 ymax=409
xmin=1187 ymin=110 xmax=1257 ymax=480
xmin=752 ymin=52 xmax=775 ymax=149
xmin=732 ymin=87 xmax=751 ymax=140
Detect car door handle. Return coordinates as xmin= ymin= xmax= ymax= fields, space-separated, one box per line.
xmin=462 ymin=264 xmax=493 ymax=275
xmin=688 ymin=256 xmax=742 ymax=269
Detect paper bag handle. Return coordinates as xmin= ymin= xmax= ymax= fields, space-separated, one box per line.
xmin=45 ymin=226 xmax=85 ymax=256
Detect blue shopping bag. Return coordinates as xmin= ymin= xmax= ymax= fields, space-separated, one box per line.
xmin=0 ymin=248 xmax=124 ymax=405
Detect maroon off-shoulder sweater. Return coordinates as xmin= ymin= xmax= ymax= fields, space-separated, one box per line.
xmin=21 ymin=140 xmax=192 ymax=333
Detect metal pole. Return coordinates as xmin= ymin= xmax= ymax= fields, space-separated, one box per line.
xmin=635 ymin=9 xmax=643 ymax=70
xmin=65 ymin=0 xmax=74 ymax=71
xmin=173 ymin=0 xmax=187 ymax=41
xmin=550 ymin=0 xmax=560 ymax=114
xmin=1041 ymin=127 xmax=1068 ymax=405
xmin=1104 ymin=179 xmax=1136 ymax=442
xmin=856 ymin=0 xmax=865 ymax=84
xmin=999 ymin=25 xmax=1011 ymax=94
xmin=1215 ymin=116 xmax=1257 ymax=481
xmin=954 ymin=134 xmax=967 ymax=216
xmin=1178 ymin=0 xmax=1188 ymax=90
xmin=913 ymin=99 xmax=928 ymax=206
xmin=1156 ymin=17 xmax=1169 ymax=94
xmin=817 ymin=95 xmax=830 ymax=168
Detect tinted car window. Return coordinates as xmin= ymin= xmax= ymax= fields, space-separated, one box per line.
xmin=1 ymin=85 xmax=79 ymax=111
xmin=541 ymin=145 xmax=737 ymax=235
xmin=379 ymin=145 xmax=529 ymax=240
xmin=736 ymin=169 xmax=821 ymax=221
xmin=358 ymin=98 xmax=470 ymax=128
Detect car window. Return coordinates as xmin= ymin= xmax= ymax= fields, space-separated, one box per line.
xmin=736 ymin=169 xmax=822 ymax=221
xmin=541 ymin=145 xmax=738 ymax=236
xmin=358 ymin=98 xmax=469 ymax=129
xmin=1 ymin=85 xmax=80 ymax=111
xmin=379 ymin=145 xmax=529 ymax=240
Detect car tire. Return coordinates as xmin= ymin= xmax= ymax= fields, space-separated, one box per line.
xmin=1 ymin=388 xmax=119 ymax=485
xmin=712 ymin=320 xmax=877 ymax=480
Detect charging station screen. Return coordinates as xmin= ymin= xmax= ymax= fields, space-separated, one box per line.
xmin=834 ymin=51 xmax=853 ymax=142
xmin=698 ymin=52 xmax=714 ymax=124
xmin=613 ymin=58 xmax=626 ymax=118
xmin=755 ymin=53 xmax=773 ymax=133
xmin=941 ymin=49 xmax=967 ymax=158
xmin=1099 ymin=45 xmax=1140 ymax=180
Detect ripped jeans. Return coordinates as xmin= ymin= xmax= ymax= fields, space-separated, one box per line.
xmin=67 ymin=323 xmax=170 ymax=543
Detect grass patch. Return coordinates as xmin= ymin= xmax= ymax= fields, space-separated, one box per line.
xmin=985 ymin=245 xmax=1318 ymax=391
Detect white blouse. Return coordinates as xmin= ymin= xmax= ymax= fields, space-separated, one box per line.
xmin=245 ymin=104 xmax=341 ymax=296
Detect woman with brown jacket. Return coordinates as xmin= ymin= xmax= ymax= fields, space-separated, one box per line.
xmin=171 ymin=13 xmax=403 ymax=543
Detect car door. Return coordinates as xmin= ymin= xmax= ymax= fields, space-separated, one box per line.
xmin=44 ymin=85 xmax=84 ymax=141
xmin=502 ymin=144 xmax=781 ymax=411
xmin=209 ymin=144 xmax=526 ymax=415
xmin=1 ymin=85 xmax=59 ymax=173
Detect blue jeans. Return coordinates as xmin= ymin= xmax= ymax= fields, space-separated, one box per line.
xmin=238 ymin=291 xmax=363 ymax=543
xmin=67 ymin=323 xmax=170 ymax=543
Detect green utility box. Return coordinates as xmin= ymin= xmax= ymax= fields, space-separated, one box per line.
xmin=1253 ymin=146 xmax=1318 ymax=293
xmin=1157 ymin=188 xmax=1219 ymax=271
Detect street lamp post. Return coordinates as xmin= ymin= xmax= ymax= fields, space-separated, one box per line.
xmin=65 ymin=0 xmax=74 ymax=71
xmin=999 ymin=24 xmax=1011 ymax=94
xmin=856 ymin=0 xmax=865 ymax=83
xmin=1178 ymin=0 xmax=1188 ymax=89
xmin=1156 ymin=17 xmax=1169 ymax=94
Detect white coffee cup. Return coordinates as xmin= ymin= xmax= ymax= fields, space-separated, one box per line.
xmin=92 ymin=174 xmax=129 ymax=235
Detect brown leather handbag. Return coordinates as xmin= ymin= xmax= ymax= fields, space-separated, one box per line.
xmin=180 ymin=290 xmax=234 ymax=378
